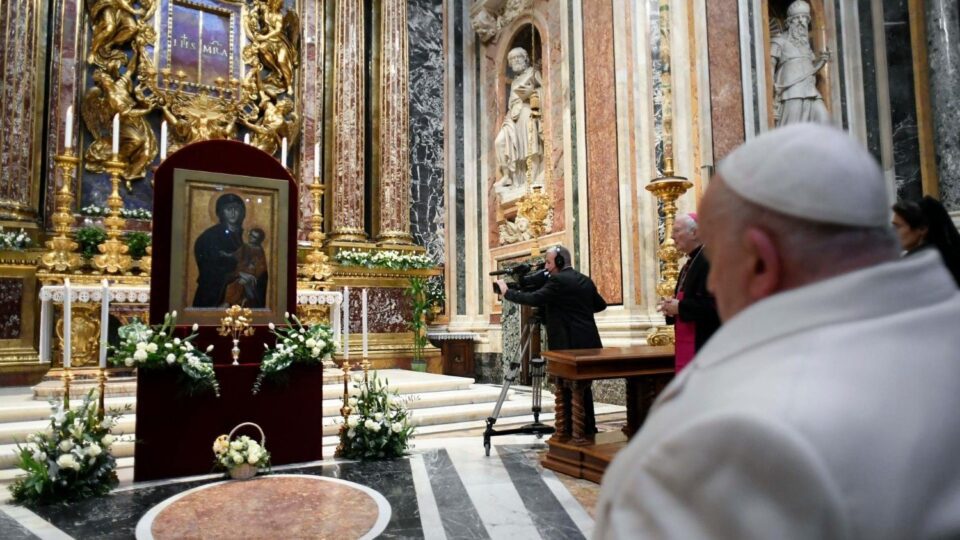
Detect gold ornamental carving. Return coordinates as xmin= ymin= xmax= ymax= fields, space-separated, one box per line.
xmin=55 ymin=305 xmax=101 ymax=368
xmin=81 ymin=0 xmax=301 ymax=185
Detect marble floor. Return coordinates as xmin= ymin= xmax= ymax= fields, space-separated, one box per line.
xmin=0 ymin=436 xmax=602 ymax=539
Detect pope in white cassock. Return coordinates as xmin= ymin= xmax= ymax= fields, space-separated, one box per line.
xmin=594 ymin=124 xmax=960 ymax=539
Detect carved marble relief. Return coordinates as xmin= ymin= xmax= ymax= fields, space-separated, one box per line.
xmin=470 ymin=0 xmax=533 ymax=43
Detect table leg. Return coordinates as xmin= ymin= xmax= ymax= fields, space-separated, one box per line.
xmin=570 ymin=380 xmax=594 ymax=445
xmin=550 ymin=376 xmax=570 ymax=442
xmin=623 ymin=376 xmax=640 ymax=438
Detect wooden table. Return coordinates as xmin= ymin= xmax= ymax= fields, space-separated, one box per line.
xmin=542 ymin=345 xmax=674 ymax=482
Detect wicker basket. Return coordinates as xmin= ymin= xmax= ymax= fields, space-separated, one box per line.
xmin=226 ymin=422 xmax=266 ymax=481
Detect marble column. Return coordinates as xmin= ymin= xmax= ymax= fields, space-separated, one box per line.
xmin=926 ymin=0 xmax=960 ymax=210
xmin=330 ymin=0 xmax=367 ymax=241
xmin=376 ymin=0 xmax=414 ymax=245
xmin=0 ymin=0 xmax=46 ymax=222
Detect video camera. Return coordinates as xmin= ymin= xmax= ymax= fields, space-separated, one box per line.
xmin=490 ymin=262 xmax=548 ymax=295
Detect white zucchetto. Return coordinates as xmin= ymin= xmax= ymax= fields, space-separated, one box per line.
xmin=716 ymin=123 xmax=890 ymax=227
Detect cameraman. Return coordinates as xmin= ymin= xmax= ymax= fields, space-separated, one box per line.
xmin=495 ymin=246 xmax=607 ymax=429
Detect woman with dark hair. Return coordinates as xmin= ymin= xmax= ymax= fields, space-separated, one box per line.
xmin=892 ymin=196 xmax=960 ymax=287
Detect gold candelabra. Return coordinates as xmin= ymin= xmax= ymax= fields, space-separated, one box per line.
xmin=92 ymin=156 xmax=134 ymax=274
xmin=61 ymin=367 xmax=73 ymax=409
xmin=300 ymin=177 xmax=332 ymax=283
xmin=334 ymin=356 xmax=354 ymax=457
xmin=42 ymin=149 xmax=83 ymax=272
xmin=217 ymin=305 xmax=255 ymax=365
xmin=97 ymin=367 xmax=108 ymax=421
xmin=645 ymin=156 xmax=692 ymax=346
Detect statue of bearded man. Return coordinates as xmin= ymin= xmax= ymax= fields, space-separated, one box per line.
xmin=495 ymin=47 xmax=544 ymax=189
xmin=771 ymin=0 xmax=831 ymax=126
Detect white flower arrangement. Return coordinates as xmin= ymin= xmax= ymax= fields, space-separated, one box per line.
xmin=109 ymin=312 xmax=219 ymax=396
xmin=212 ymin=433 xmax=270 ymax=475
xmin=334 ymin=248 xmax=435 ymax=270
xmin=10 ymin=390 xmax=127 ymax=504
xmin=337 ymin=373 xmax=415 ymax=460
xmin=0 ymin=227 xmax=31 ymax=251
xmin=80 ymin=204 xmax=152 ymax=220
xmin=253 ymin=313 xmax=336 ymax=394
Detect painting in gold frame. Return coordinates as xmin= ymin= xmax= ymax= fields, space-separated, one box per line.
xmin=169 ymin=169 xmax=290 ymax=326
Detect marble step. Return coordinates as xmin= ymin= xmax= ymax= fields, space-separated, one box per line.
xmin=0 ymin=395 xmax=137 ymax=424
xmin=0 ymin=414 xmax=137 ymax=446
xmin=33 ymin=377 xmax=139 ymax=400
xmin=0 ymin=437 xmax=136 ymax=471
xmin=319 ymin=385 xmax=509 ymax=416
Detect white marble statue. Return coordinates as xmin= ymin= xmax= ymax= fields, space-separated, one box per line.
xmin=770 ymin=0 xmax=830 ymax=126
xmin=494 ymin=47 xmax=544 ymax=189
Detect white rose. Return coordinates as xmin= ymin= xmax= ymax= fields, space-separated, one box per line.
xmin=136 ymin=342 xmax=148 ymax=351
xmin=184 ymin=342 xmax=194 ymax=351
xmin=133 ymin=350 xmax=148 ymax=361
xmin=85 ymin=443 xmax=102 ymax=457
xmin=192 ymin=323 xmax=199 ymax=332
xmin=311 ymin=348 xmax=321 ymax=357
xmin=231 ymin=452 xmax=243 ymax=464
xmin=171 ymin=310 xmax=178 ymax=318
xmin=57 ymin=454 xmax=78 ymax=471
xmin=371 ymin=422 xmax=381 ymax=433
xmin=166 ymin=353 xmax=176 ymax=364
xmin=146 ymin=343 xmax=158 ymax=353
xmin=391 ymin=422 xmax=403 ymax=433
xmin=59 ymin=440 xmax=74 ymax=452
xmin=305 ymin=338 xmax=317 ymax=348
xmin=124 ymin=357 xmax=134 ymax=367
xmin=230 ymin=440 xmax=243 ymax=450
xmin=268 ymin=322 xmax=276 ymax=330
xmin=284 ymin=312 xmax=290 ymax=319
xmin=165 ymin=343 xmax=174 ymax=349
xmin=102 ymin=434 xmax=115 ymax=447
xmin=297 ymin=335 xmax=304 ymax=342
xmin=247 ymin=452 xmax=260 ymax=465
xmin=173 ymin=338 xmax=181 ymax=345
xmin=348 ymin=397 xmax=358 ymax=407
xmin=374 ymin=412 xmax=383 ymax=421
xmin=364 ymin=419 xmax=377 ymax=430
xmin=347 ymin=415 xmax=358 ymax=428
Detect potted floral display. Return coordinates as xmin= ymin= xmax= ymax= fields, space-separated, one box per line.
xmin=336 ymin=372 xmax=415 ymax=460
xmin=109 ymin=311 xmax=219 ymax=396
xmin=253 ymin=312 xmax=337 ymax=394
xmin=9 ymin=390 xmax=126 ymax=504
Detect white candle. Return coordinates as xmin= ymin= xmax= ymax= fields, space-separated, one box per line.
xmin=343 ymin=287 xmax=350 ymax=360
xmin=281 ymin=137 xmax=288 ymax=168
xmin=244 ymin=133 xmax=250 ymax=145
xmin=111 ymin=114 xmax=120 ymax=156
xmin=64 ymin=106 xmax=73 ymax=149
xmin=99 ymin=279 xmax=109 ymax=368
xmin=160 ymin=120 xmax=168 ymax=159
xmin=362 ymin=289 xmax=368 ymax=357
xmin=314 ymin=143 xmax=320 ymax=179
xmin=63 ymin=279 xmax=72 ymax=369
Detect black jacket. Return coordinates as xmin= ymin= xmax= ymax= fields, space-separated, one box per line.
xmin=504 ymin=267 xmax=607 ymax=350
xmin=667 ymin=246 xmax=720 ymax=351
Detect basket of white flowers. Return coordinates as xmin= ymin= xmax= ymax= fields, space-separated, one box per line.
xmin=213 ymin=422 xmax=271 ymax=480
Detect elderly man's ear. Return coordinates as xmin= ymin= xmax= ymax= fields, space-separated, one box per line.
xmin=744 ymin=227 xmax=782 ymax=302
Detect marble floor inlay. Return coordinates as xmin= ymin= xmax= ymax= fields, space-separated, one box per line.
xmin=0 ymin=436 xmax=595 ymax=539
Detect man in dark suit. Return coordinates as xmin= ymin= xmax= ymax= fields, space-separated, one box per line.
xmin=495 ymin=245 xmax=607 ymax=430
xmin=658 ymin=213 xmax=720 ymax=371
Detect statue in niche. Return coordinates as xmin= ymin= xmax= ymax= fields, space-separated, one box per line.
xmin=494 ymin=47 xmax=544 ymax=190
xmin=82 ymin=69 xmax=158 ymax=187
xmin=770 ymin=0 xmax=830 ymax=126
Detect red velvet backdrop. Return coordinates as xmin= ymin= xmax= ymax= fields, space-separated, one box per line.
xmin=135 ymin=140 xmax=322 ymax=482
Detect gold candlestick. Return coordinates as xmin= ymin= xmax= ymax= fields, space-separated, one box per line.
xmin=645 ymin=157 xmax=692 ymax=346
xmin=334 ymin=357 xmax=353 ymax=457
xmin=62 ymin=367 xmax=73 ymax=409
xmin=92 ymin=157 xmax=133 ymax=274
xmin=42 ymin=149 xmax=83 ymax=271
xmin=217 ymin=305 xmax=254 ymax=365
xmin=97 ymin=367 xmax=108 ymax=421
xmin=300 ymin=178 xmax=332 ymax=283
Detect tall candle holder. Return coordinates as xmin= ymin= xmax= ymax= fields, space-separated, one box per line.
xmin=217 ymin=305 xmax=255 ymax=365
xmin=61 ymin=367 xmax=73 ymax=409
xmin=334 ymin=356 xmax=354 ymax=458
xmin=41 ymin=149 xmax=83 ymax=271
xmin=97 ymin=367 xmax=108 ymax=421
xmin=645 ymin=157 xmax=692 ymax=346
xmin=300 ymin=177 xmax=333 ymax=283
xmin=93 ymin=156 xmax=134 ymax=274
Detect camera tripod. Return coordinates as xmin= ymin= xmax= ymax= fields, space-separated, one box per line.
xmin=483 ymin=313 xmax=555 ymax=456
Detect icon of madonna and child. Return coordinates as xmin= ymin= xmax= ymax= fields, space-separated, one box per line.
xmin=192 ymin=193 xmax=269 ymax=309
